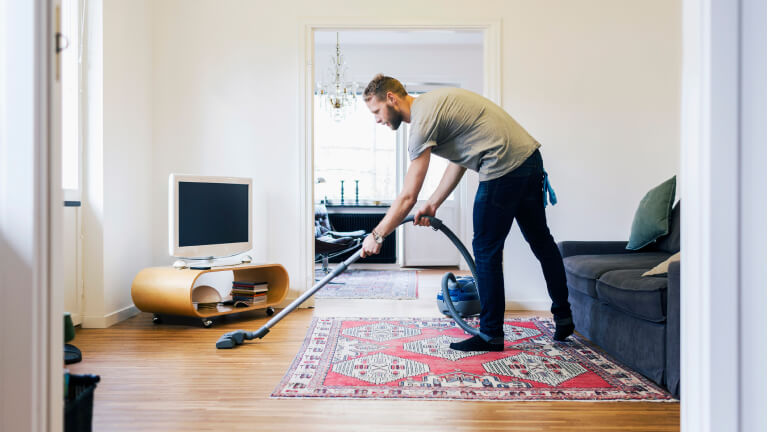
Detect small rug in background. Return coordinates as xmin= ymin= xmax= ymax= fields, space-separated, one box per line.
xmin=314 ymin=269 xmax=418 ymax=299
xmin=272 ymin=317 xmax=675 ymax=401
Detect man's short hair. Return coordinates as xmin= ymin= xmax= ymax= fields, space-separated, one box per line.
xmin=363 ymin=74 xmax=407 ymax=102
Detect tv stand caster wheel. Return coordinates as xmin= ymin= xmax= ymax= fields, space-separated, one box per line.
xmin=266 ymin=307 xmax=275 ymax=316
xmin=202 ymin=318 xmax=214 ymax=328
xmin=152 ymin=314 xmax=162 ymax=324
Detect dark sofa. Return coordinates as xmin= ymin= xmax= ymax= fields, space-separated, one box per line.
xmin=557 ymin=202 xmax=680 ymax=396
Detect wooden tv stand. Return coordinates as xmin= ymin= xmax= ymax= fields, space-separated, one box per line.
xmin=131 ymin=263 xmax=289 ymax=328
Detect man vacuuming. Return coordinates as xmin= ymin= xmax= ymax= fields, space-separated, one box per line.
xmin=360 ymin=75 xmax=575 ymax=352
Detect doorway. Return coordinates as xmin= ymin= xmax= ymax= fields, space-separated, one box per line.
xmin=313 ymin=29 xmax=483 ymax=270
xmin=300 ymin=22 xmax=502 ymax=294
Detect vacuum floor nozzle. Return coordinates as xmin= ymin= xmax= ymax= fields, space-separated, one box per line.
xmin=215 ymin=327 xmax=270 ymax=349
xmin=215 ymin=330 xmax=250 ymax=349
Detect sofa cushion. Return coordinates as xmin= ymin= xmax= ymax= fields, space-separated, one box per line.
xmin=563 ymin=252 xmax=672 ymax=297
xmin=596 ymin=269 xmax=668 ymax=322
xmin=626 ymin=176 xmax=677 ymax=250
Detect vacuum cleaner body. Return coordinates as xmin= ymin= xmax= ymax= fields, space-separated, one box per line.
xmin=436 ymin=275 xmax=481 ymax=318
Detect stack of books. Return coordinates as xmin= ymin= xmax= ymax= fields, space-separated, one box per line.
xmin=231 ymin=280 xmax=268 ymax=307
xmin=196 ymin=302 xmax=219 ymax=312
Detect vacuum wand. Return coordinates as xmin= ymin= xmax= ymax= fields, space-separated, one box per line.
xmin=216 ymin=215 xmax=492 ymax=349
xmin=215 ymin=250 xmax=362 ymax=349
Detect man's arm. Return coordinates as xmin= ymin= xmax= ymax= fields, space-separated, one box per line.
xmin=360 ymin=149 xmax=430 ymax=257
xmin=413 ymin=162 xmax=466 ymax=226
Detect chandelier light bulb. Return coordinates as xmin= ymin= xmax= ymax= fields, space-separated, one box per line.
xmin=317 ymin=32 xmax=358 ymax=122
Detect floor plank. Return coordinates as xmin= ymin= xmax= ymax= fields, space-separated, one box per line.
xmin=68 ymin=269 xmax=679 ymax=431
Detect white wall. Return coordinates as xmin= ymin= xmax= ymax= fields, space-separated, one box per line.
xmin=144 ymin=0 xmax=681 ymax=306
xmin=149 ymin=0 xmax=273 ymax=267
xmin=500 ymin=0 xmax=682 ymax=304
xmin=81 ymin=0 xmax=153 ymax=327
xmin=102 ymin=0 xmax=153 ymax=319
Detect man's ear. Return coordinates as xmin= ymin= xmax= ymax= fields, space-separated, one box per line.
xmin=386 ymin=91 xmax=397 ymax=106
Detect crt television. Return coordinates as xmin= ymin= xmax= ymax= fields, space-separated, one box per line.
xmin=169 ymin=174 xmax=252 ymax=259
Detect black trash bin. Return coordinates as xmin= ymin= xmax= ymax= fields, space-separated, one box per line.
xmin=64 ymin=373 xmax=100 ymax=432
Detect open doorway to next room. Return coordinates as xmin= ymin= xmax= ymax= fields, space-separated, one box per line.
xmin=311 ymin=29 xmax=483 ymax=313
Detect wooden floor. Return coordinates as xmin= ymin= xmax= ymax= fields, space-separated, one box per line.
xmin=69 ymin=269 xmax=679 ymax=432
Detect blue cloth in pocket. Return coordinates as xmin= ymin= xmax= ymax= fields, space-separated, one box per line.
xmin=543 ymin=171 xmax=558 ymax=207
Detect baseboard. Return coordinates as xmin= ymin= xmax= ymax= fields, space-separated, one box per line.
xmin=278 ymin=291 xmax=314 ymax=309
xmin=69 ymin=312 xmax=82 ymax=327
xmin=505 ymin=300 xmax=551 ymax=312
xmin=81 ymin=304 xmax=141 ymax=328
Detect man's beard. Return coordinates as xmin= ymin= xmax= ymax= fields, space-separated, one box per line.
xmin=386 ymin=105 xmax=403 ymax=130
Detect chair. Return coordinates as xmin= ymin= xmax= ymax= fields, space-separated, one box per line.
xmin=314 ymin=204 xmax=367 ymax=275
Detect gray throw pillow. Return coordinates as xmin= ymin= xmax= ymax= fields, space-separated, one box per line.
xmin=626 ymin=176 xmax=677 ymax=250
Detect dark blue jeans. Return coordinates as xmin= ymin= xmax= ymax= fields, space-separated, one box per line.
xmin=472 ymin=150 xmax=572 ymax=337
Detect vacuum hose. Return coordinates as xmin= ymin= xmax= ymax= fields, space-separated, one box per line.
xmin=404 ymin=216 xmax=493 ymax=342
xmin=216 ymin=215 xmax=492 ymax=348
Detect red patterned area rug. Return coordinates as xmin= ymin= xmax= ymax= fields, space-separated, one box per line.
xmin=271 ymin=317 xmax=675 ymax=401
xmin=314 ymin=269 xmax=418 ymax=299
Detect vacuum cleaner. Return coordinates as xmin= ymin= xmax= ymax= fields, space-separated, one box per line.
xmin=216 ymin=215 xmax=491 ymax=349
xmin=437 ymin=275 xmax=481 ymax=318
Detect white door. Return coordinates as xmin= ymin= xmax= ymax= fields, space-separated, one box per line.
xmin=399 ymin=124 xmax=462 ymax=267
xmin=59 ymin=0 xmax=83 ymax=324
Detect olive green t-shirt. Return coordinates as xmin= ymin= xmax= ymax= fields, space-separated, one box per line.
xmin=408 ymin=88 xmax=541 ymax=181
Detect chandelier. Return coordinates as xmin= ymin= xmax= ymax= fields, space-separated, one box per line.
xmin=317 ymin=32 xmax=358 ymax=122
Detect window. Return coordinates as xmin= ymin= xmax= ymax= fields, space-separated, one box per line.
xmin=61 ymin=0 xmax=82 ymax=197
xmin=314 ymin=96 xmax=397 ymax=204
xmin=314 ymin=92 xmax=456 ymax=204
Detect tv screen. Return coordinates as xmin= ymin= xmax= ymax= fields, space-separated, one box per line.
xmin=178 ymin=181 xmax=249 ymax=247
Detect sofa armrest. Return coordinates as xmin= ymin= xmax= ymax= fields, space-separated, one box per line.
xmin=557 ymin=241 xmax=632 ymax=258
xmin=665 ymin=260 xmax=681 ymax=397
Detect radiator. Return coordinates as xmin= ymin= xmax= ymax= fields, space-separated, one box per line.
xmin=328 ymin=212 xmax=396 ymax=264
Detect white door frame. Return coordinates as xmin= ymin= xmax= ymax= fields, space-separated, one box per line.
xmin=297 ymin=18 xmax=501 ymax=295
xmin=48 ymin=1 xmax=66 ymax=430
xmin=1 ymin=0 xmax=63 ymax=431
xmin=680 ymin=0 xmax=766 ymax=431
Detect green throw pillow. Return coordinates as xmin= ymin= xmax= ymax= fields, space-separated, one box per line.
xmin=626 ymin=176 xmax=677 ymax=250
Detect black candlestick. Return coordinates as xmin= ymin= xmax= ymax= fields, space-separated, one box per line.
xmin=340 ymin=180 xmax=345 ymax=205
xmin=355 ymin=180 xmax=359 ymax=206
